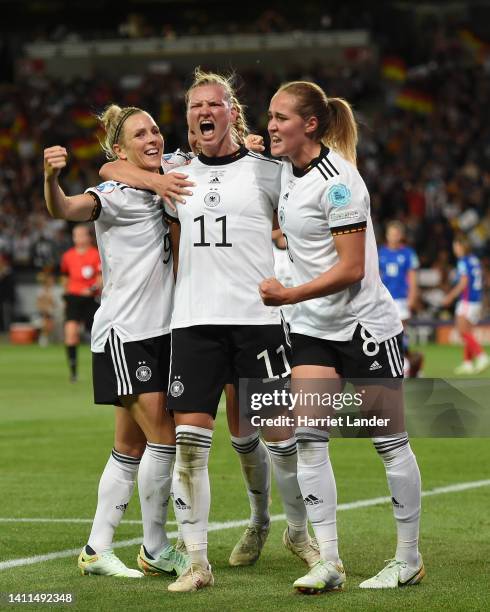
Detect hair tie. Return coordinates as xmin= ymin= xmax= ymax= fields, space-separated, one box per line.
xmin=112 ymin=108 xmax=139 ymax=146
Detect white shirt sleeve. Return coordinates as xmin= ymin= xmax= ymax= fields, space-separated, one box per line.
xmin=323 ymin=165 xmax=369 ymax=236
xmin=85 ymin=181 xmax=126 ymax=222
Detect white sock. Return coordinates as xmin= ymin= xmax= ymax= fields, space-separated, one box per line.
xmin=173 ymin=425 xmax=213 ymax=567
xmin=296 ymin=428 xmax=339 ymax=563
xmin=231 ymin=433 xmax=271 ymax=528
xmin=266 ymin=437 xmax=308 ymax=542
xmin=373 ymin=434 xmax=421 ymax=566
xmin=138 ymin=442 xmax=175 ymax=558
xmin=87 ymin=449 xmax=140 ymax=553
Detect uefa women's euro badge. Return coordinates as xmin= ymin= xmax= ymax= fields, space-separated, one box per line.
xmin=327 ymin=183 xmax=351 ymax=207
xmin=95 ymin=181 xmax=117 ymax=194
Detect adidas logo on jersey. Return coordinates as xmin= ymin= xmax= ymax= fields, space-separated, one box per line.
xmin=175 ymin=497 xmax=191 ymax=510
xmin=304 ymin=494 xmax=323 ymax=505
xmin=209 ymin=176 xmax=220 ymax=183
xmin=369 ymin=360 xmax=382 ymax=371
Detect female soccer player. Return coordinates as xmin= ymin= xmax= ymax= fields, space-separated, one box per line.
xmin=379 ymin=220 xmax=423 ymax=377
xmin=443 ymin=234 xmax=489 ymax=374
xmin=101 ymin=69 xmax=319 ymax=593
xmin=44 ymin=105 xmax=192 ymax=579
xmin=260 ymin=81 xmax=424 ymax=592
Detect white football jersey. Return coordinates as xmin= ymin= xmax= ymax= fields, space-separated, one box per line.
xmin=166 ymin=147 xmax=282 ymax=329
xmin=87 ymin=180 xmax=174 ymax=352
xmin=278 ymin=146 xmax=402 ymax=343
xmin=273 ymin=242 xmax=294 ymax=323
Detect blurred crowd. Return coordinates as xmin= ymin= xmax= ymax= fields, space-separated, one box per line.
xmin=3 ymin=2 xmax=373 ymax=44
xmin=1 ymin=17 xmax=490 ymax=328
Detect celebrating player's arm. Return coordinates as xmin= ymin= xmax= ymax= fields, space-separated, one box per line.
xmin=44 ymin=146 xmax=100 ymax=221
xmin=99 ymin=132 xmax=263 ymax=208
xmin=260 ymin=230 xmax=365 ymax=306
xmin=260 ymin=168 xmax=367 ymax=307
xmin=99 ymin=160 xmax=194 ymax=209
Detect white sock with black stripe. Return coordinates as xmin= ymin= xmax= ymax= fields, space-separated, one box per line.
xmin=138 ymin=442 xmax=176 ymax=558
xmin=266 ymin=437 xmax=308 ymax=542
xmin=295 ymin=428 xmax=340 ymax=563
xmin=231 ymin=433 xmax=271 ymax=528
xmin=173 ymin=425 xmax=213 ymax=567
xmin=373 ymin=434 xmax=421 ymax=566
xmin=87 ymin=449 xmax=140 ymax=554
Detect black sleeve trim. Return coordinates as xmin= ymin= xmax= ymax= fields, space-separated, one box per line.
xmin=246 ymin=151 xmax=281 ymax=165
xmin=331 ymin=221 xmax=367 ymax=237
xmin=87 ymin=191 xmax=102 ymax=221
xmin=163 ymin=210 xmax=180 ymax=225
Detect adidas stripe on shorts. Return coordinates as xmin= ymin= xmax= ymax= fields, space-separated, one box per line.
xmin=92 ymin=330 xmax=171 ymax=405
xmin=291 ymin=324 xmax=404 ymax=379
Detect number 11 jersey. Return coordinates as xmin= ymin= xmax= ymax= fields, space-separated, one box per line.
xmin=166 ymin=147 xmax=281 ymax=329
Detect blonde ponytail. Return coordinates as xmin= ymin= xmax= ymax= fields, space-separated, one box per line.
xmin=97 ymin=104 xmax=143 ymax=160
xmin=321 ymin=97 xmax=357 ymax=165
xmin=277 ymin=81 xmax=358 ymax=165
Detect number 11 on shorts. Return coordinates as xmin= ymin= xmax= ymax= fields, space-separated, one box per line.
xmin=257 ymin=345 xmax=291 ymax=381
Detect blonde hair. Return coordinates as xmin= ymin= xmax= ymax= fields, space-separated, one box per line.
xmin=97 ymin=104 xmax=144 ymax=160
xmin=186 ymin=67 xmax=248 ymax=145
xmin=277 ymin=81 xmax=358 ymax=165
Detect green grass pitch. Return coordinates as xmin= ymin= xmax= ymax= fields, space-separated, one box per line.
xmin=0 ymin=343 xmax=489 ymax=611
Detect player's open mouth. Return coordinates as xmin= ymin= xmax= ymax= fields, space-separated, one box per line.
xmin=144 ymin=148 xmax=160 ymax=156
xmin=270 ymin=136 xmax=281 ymax=144
xmin=200 ymin=121 xmax=215 ymax=135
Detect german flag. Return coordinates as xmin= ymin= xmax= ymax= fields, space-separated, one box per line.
xmin=381 ymin=57 xmax=407 ymax=82
xmin=459 ymin=29 xmax=489 ymax=62
xmin=395 ymin=88 xmax=434 ymax=114
xmin=0 ymin=129 xmax=13 ymax=149
xmin=71 ymin=137 xmax=102 ymax=159
xmin=12 ymin=114 xmax=27 ymax=134
xmin=72 ymin=109 xmax=98 ymax=129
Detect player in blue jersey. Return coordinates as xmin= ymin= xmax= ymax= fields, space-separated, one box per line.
xmin=443 ymin=234 xmax=489 ymax=374
xmin=379 ymin=221 xmax=423 ymax=377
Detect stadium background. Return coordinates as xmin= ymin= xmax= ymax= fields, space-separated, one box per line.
xmin=1 ymin=1 xmax=489 ymax=611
